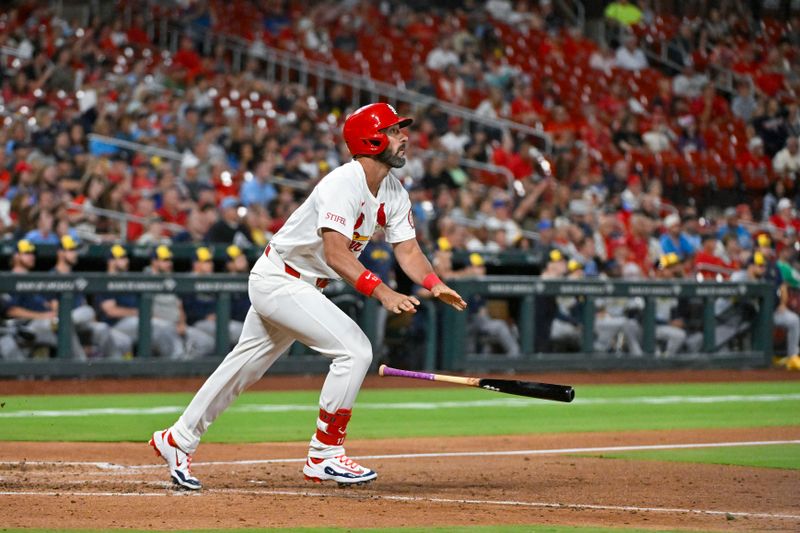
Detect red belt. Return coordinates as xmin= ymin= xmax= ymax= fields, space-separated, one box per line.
xmin=265 ymin=245 xmax=329 ymax=288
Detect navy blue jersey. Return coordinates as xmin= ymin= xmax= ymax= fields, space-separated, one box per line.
xmin=182 ymin=292 xmax=217 ymax=325
xmin=7 ymin=293 xmax=51 ymax=313
xmin=96 ymin=293 xmax=139 ymax=324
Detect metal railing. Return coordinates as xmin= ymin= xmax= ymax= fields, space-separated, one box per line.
xmin=68 ymin=202 xmax=185 ymax=242
xmin=138 ymin=11 xmax=553 ymax=153
xmin=417 ymin=149 xmax=518 ymax=197
xmin=86 ymin=134 xmax=312 ymax=192
xmin=559 ymin=0 xmax=586 ymax=30
xmin=602 ymin=21 xmax=743 ymax=95
xmin=87 ymin=133 xmax=183 ymax=161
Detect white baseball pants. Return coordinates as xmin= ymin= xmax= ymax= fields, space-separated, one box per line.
xmin=169 ymin=254 xmax=373 ymax=455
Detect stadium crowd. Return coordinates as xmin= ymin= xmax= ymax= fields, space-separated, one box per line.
xmin=1 ymin=0 xmax=800 ymax=368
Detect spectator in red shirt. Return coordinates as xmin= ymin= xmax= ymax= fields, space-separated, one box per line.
xmin=157 ymin=187 xmax=188 ymax=229
xmin=625 ymin=212 xmax=653 ymax=274
xmin=690 ymin=83 xmax=729 ymax=129
xmin=437 ymin=64 xmax=466 ymax=106
xmin=492 ymin=135 xmax=535 ymax=180
xmin=173 ymin=35 xmax=203 ymax=82
xmin=694 ymin=234 xmax=729 ymax=280
xmin=126 ymin=14 xmax=150 ymax=46
xmin=127 ymin=193 xmax=157 ymax=242
xmin=769 ymin=197 xmax=800 ymax=236
xmin=545 ymin=105 xmax=580 ymax=152
xmin=737 ymin=136 xmax=773 ymax=192
xmin=510 ymin=83 xmax=542 ymax=126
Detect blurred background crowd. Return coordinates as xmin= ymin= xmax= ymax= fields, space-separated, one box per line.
xmin=2 ymin=0 xmax=800 ymax=366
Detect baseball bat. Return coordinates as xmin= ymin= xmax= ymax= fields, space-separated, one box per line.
xmin=378 ymin=365 xmax=575 ymax=403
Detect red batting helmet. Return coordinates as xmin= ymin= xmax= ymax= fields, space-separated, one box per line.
xmin=343 ymin=103 xmax=413 ymax=157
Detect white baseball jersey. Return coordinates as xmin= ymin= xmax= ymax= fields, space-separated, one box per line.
xmin=264 ymin=160 xmax=416 ymax=279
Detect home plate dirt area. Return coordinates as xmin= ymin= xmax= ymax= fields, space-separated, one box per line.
xmin=1 ymin=427 xmax=799 ymax=532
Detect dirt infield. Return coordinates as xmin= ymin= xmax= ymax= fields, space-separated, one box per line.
xmin=1 ymin=427 xmax=799 ymax=531
xmin=2 ymin=369 xmax=799 ymax=531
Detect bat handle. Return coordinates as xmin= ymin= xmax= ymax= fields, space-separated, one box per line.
xmin=379 ymin=364 xmax=436 ymax=381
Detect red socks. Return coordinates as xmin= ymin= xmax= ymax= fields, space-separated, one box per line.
xmin=315 ymin=408 xmax=352 ymax=446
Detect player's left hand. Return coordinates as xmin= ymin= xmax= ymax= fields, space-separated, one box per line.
xmin=430 ymin=284 xmax=467 ymax=311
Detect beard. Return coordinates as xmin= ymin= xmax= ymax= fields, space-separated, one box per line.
xmin=377 ymin=145 xmax=406 ymax=168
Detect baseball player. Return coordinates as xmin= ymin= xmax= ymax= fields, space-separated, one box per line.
xmin=50 ymin=235 xmax=131 ymax=360
xmin=150 ymin=103 xmax=467 ymax=489
xmin=6 ymin=239 xmax=86 ymax=359
xmin=183 ymin=246 xmax=245 ymax=345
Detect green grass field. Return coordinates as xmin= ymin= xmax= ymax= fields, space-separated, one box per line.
xmin=587 ymin=443 xmax=799 ymax=469
xmin=1 ymin=381 xmax=799 ymax=444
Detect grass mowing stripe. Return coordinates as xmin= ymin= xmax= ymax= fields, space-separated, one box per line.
xmin=1 ymin=382 xmax=798 ymax=443
xmin=3 ymin=392 xmax=800 ymax=418
xmin=587 ymin=443 xmax=800 ymax=470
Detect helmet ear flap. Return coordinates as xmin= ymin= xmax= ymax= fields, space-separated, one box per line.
xmin=363 ymin=132 xmax=388 ymax=154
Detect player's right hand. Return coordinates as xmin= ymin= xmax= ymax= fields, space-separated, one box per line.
xmin=377 ymin=288 xmax=420 ymax=314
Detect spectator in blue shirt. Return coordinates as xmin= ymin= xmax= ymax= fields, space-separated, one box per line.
xmin=240 ymin=160 xmax=277 ymax=207
xmin=659 ymin=213 xmax=697 ymax=259
xmin=23 ymin=209 xmax=60 ymax=245
xmin=717 ymin=207 xmax=754 ymax=250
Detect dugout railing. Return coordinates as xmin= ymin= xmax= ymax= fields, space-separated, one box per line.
xmin=441 ymin=277 xmax=775 ymax=372
xmin=0 ymin=273 xmax=774 ymax=377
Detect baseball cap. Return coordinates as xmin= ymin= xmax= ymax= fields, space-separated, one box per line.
xmin=110 ymin=244 xmax=128 ymax=259
xmin=14 ymin=161 xmax=33 ymax=173
xmin=567 ymin=259 xmax=583 ymax=272
xmin=226 ymin=244 xmax=243 ymax=260
xmin=664 ymin=214 xmax=681 ymax=228
xmin=59 ymin=235 xmax=79 ymax=251
xmin=748 ymin=136 xmax=764 ymax=150
xmin=750 ymin=251 xmax=767 ymax=266
xmin=492 ymin=198 xmax=510 ymax=209
xmin=469 ymin=252 xmax=485 ymax=267
xmin=777 ymin=198 xmax=793 ymax=211
xmin=657 ymin=252 xmax=681 ymax=270
xmin=220 ymin=196 xmax=240 ymax=210
xmin=569 ymin=199 xmax=590 ymax=216
xmin=757 ymin=234 xmax=772 ymax=248
xmin=195 ymin=246 xmax=213 ymax=262
xmin=16 ymin=239 xmax=35 ymax=254
xmin=153 ymin=244 xmax=173 ymax=261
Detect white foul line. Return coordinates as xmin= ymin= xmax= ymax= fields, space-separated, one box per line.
xmin=2 ymin=439 xmax=798 ymax=470
xmin=0 ymin=487 xmax=798 ymax=522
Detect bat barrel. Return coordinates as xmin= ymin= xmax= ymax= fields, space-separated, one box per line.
xmin=478 ymin=378 xmax=575 ymax=403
